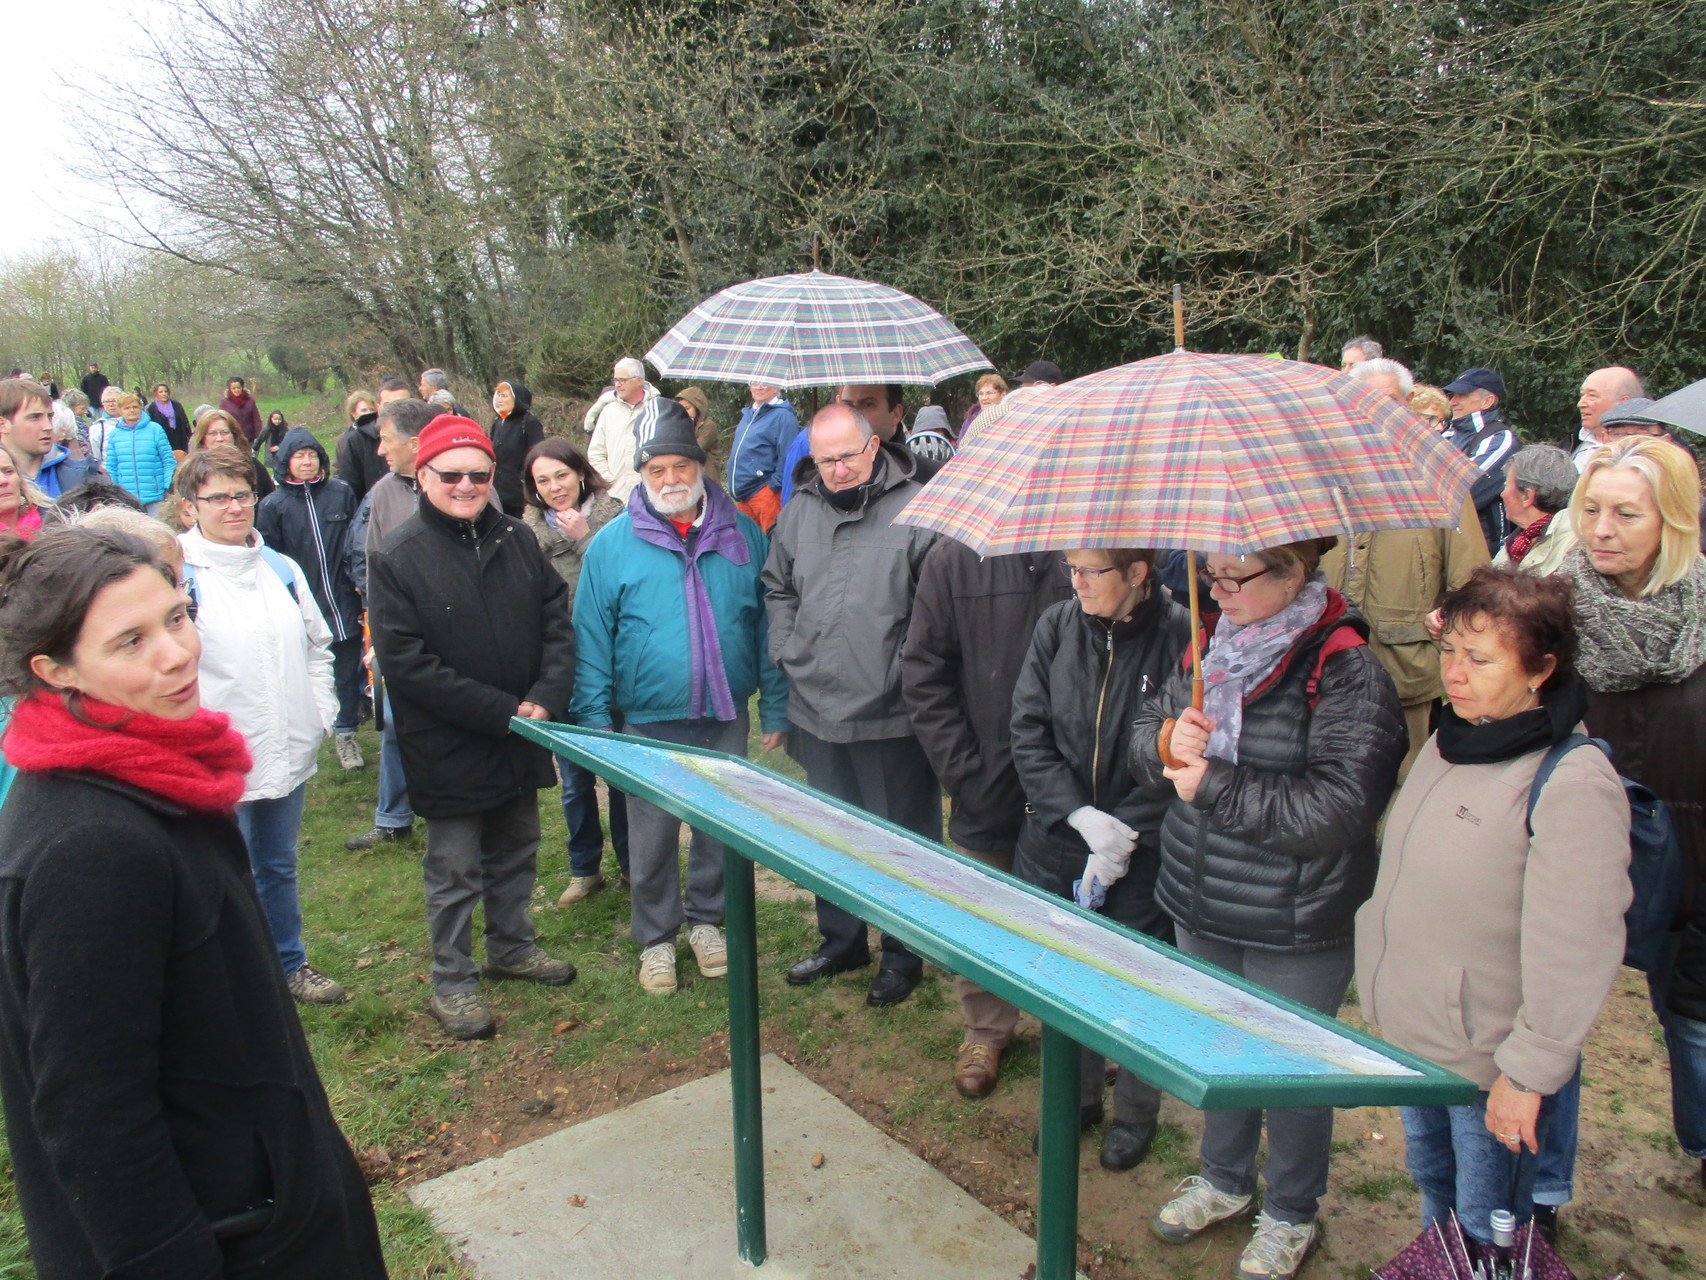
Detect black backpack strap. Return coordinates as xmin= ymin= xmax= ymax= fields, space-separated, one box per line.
xmin=1524 ymin=734 xmax=1605 ymax=837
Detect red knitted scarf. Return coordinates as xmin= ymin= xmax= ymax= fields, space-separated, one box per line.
xmin=3 ymin=691 xmax=252 ymax=813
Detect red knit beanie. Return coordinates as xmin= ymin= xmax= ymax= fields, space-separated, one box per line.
xmin=415 ymin=415 xmax=495 ymax=470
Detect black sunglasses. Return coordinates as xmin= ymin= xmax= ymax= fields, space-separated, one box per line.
xmin=425 ymin=464 xmax=493 ymax=487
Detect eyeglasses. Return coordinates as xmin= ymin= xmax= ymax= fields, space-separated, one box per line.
xmin=1059 ymin=560 xmax=1120 ymax=581
xmin=1199 ymin=565 xmax=1273 ymax=593
xmin=424 ymin=464 xmax=493 ymax=487
xmin=811 ymin=437 xmax=875 ymax=470
xmin=193 ymin=490 xmax=257 ymax=508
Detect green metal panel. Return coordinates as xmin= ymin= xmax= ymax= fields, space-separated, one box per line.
xmin=516 ymin=719 xmax=1476 ymax=1111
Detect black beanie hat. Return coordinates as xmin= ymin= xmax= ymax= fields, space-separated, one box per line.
xmin=633 ymin=397 xmax=708 ymax=467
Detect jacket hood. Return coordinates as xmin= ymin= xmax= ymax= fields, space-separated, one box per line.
xmin=495 ymin=381 xmax=533 ymax=418
xmin=276 ymin=426 xmax=330 ymax=482
xmin=353 ymin=410 xmax=380 ymax=440
xmin=40 ymin=442 xmax=69 ymax=470
xmin=911 ymin=405 xmax=952 ymax=437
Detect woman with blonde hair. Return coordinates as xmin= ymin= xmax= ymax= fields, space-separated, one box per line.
xmin=1410 ymin=384 xmax=1452 ymax=432
xmin=0 ymin=444 xmax=46 ymax=541
xmin=1566 ymin=436 xmax=1706 ymax=1185
xmin=961 ymin=372 xmax=1008 ymax=436
xmin=192 ymin=410 xmax=273 ymax=500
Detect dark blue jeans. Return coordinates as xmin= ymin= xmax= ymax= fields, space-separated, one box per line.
xmin=556 ymin=753 xmax=629 ymax=879
xmin=1400 ymin=1068 xmax=1572 ymax=1245
xmin=330 ymin=637 xmax=364 ymax=734
xmin=236 ymin=782 xmax=309 ymax=976
xmin=1649 ymin=936 xmax=1706 ymax=1159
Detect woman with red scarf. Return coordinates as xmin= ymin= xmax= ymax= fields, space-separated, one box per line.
xmin=0 ymin=526 xmax=386 ymax=1278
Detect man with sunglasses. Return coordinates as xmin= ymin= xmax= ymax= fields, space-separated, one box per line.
xmin=369 ymin=417 xmax=579 ymax=1040
xmin=764 ymin=403 xmax=941 ymax=1008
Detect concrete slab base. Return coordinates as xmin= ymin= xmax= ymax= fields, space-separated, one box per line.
xmin=411 ymin=1053 xmax=1044 ymax=1279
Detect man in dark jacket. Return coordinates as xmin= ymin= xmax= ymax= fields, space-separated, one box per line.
xmin=1443 ymin=367 xmax=1519 ymax=552
xmin=369 ymin=416 xmax=578 ymax=1040
xmin=220 ymin=376 xmax=264 ymax=444
xmin=490 ymin=379 xmax=545 ymax=517
xmin=78 ymin=362 xmax=108 ymax=403
xmin=334 ymin=390 xmax=389 ymax=502
xmin=901 ymin=540 xmax=1070 ymax=1097
xmin=764 ymin=403 xmax=940 ymax=1007
xmin=256 ymin=427 xmax=367 ymax=770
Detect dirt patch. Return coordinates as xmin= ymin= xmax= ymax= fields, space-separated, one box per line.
xmin=382 ymin=962 xmax=1703 ymax=1279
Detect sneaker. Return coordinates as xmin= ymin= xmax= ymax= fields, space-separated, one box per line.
xmin=334 ymin=731 xmax=364 ymax=770
xmin=430 ymin=990 xmax=495 ymax=1040
xmin=687 ymin=924 xmax=728 ymax=978
xmin=1236 ymin=1212 xmax=1317 ymax=1280
xmin=286 ymin=963 xmax=347 ymax=1005
xmin=1151 ymin=1175 xmax=1254 ymax=1243
xmin=556 ymin=874 xmax=605 ymax=906
xmin=483 ymin=947 xmax=578 ymax=986
xmin=639 ymin=942 xmax=677 ymax=994
xmin=345 ymin=824 xmax=412 ymax=851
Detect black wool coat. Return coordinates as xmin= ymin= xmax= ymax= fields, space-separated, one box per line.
xmin=369 ymin=497 xmax=575 ymax=817
xmin=1131 ymin=595 xmax=1407 ymax=953
xmin=0 ymin=771 xmax=387 ymax=1280
xmin=900 ymin=542 xmax=1073 ymax=850
xmin=490 ymin=382 xmax=545 ymax=518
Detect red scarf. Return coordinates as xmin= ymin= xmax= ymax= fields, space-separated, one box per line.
xmin=1505 ymin=512 xmax=1554 ymax=565
xmin=3 ymin=691 xmax=252 ymax=813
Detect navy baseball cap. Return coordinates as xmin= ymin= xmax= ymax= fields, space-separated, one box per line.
xmin=1442 ymin=367 xmax=1506 ymax=399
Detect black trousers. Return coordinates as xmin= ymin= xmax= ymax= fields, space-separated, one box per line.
xmin=789 ymin=728 xmax=941 ymax=976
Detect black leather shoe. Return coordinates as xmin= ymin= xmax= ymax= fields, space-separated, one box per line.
xmin=1032 ymin=1101 xmax=1105 ymax=1153
xmin=786 ymin=951 xmax=870 ymax=986
xmin=866 ymin=967 xmax=921 ymax=1007
xmin=1099 ymin=1119 xmax=1157 ymax=1171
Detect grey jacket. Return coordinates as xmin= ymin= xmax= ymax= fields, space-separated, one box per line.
xmin=763 ymin=444 xmax=937 ymax=741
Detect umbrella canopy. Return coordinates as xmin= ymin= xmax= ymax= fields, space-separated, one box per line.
xmin=1641 ymin=375 xmax=1706 ymax=437
xmin=644 ymin=269 xmax=991 ymax=390
xmin=896 ymin=351 xmax=1484 ymax=556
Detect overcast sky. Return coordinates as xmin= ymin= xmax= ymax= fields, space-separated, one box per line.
xmin=8 ymin=0 xmax=148 ymax=256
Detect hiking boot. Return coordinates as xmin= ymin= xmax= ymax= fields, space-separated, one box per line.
xmin=687 ymin=924 xmax=727 ymax=978
xmin=639 ymin=942 xmax=677 ymax=994
xmin=430 ymin=990 xmax=495 ymax=1040
xmin=345 ymin=823 xmax=412 ymax=851
xmin=286 ymin=963 xmax=347 ymax=1005
xmin=954 ymin=1043 xmax=1001 ymax=1099
xmin=483 ymin=947 xmax=578 ymax=986
xmin=334 ymin=731 xmax=363 ymax=770
xmin=556 ymin=874 xmax=605 ymax=906
xmin=1151 ymin=1175 xmax=1254 ymax=1243
xmin=1236 ymin=1212 xmax=1317 ymax=1280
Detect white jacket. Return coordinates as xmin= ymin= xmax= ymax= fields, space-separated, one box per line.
xmin=180 ymin=526 xmax=336 ymax=801
xmin=586 ymin=389 xmax=657 ymax=501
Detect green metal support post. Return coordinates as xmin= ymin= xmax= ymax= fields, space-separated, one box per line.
xmin=724 ymin=848 xmax=768 ymax=1266
xmin=1036 ymin=1024 xmax=1081 ymax=1279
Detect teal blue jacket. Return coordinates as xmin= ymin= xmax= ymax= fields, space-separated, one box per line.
xmin=571 ymin=481 xmax=789 ymax=733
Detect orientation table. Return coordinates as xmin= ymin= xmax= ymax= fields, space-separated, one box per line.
xmin=514 ymin=719 xmax=1475 ymax=1278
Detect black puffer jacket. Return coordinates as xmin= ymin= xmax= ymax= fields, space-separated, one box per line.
xmin=369 ymin=497 xmax=574 ymax=818
xmin=1012 ymin=590 xmax=1191 ymax=842
xmin=491 ymin=382 xmax=545 ymax=517
xmin=0 ymin=771 xmax=386 ymax=1279
xmin=254 ymin=427 xmax=362 ymax=642
xmin=901 ymin=542 xmax=1072 ymax=850
xmin=333 ymin=411 xmax=389 ymax=503
xmin=1131 ymin=592 xmax=1406 ymax=952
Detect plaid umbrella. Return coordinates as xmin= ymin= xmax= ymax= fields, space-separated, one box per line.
xmin=896 ymin=350 xmax=1482 ymax=556
xmin=644 ymin=270 xmax=991 ymax=390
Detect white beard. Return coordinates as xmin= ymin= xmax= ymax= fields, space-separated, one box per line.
xmin=649 ymin=475 xmax=706 ymax=516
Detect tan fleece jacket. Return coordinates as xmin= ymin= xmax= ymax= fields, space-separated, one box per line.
xmin=1355 ymin=732 xmax=1631 ymax=1093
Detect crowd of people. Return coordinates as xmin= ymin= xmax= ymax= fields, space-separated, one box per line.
xmin=0 ymin=340 xmax=1698 ymax=1278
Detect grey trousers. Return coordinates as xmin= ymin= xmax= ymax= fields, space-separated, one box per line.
xmin=1175 ymin=927 xmax=1355 ymax=1225
xmin=623 ymin=713 xmax=749 ymax=949
xmin=423 ymin=792 xmax=540 ymax=995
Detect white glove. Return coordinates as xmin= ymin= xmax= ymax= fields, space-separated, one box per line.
xmin=1066 ymin=806 xmax=1138 ymax=871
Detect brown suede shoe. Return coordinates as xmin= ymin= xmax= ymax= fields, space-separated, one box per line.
xmin=954 ymin=1042 xmax=1001 ymax=1099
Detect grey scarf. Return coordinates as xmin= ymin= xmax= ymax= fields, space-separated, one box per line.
xmin=1564 ymin=548 xmax=1706 ymax=693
